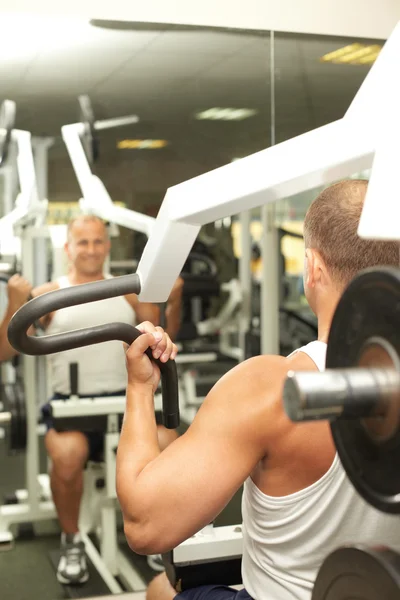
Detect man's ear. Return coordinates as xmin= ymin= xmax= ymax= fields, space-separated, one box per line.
xmin=311 ymin=249 xmax=329 ymax=286
xmin=305 ymin=249 xmax=315 ymax=288
xmin=64 ymin=241 xmax=69 ymax=255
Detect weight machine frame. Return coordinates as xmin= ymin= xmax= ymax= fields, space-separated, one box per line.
xmin=0 ymin=128 xmax=54 ymax=544
xmin=49 ymin=395 xmax=244 ymax=594
xmin=7 ymin=20 xmax=395 ymax=588
xmin=61 ymin=109 xmax=248 ymax=398
xmin=1 ymin=18 xmax=398 ymax=598
xmin=135 ymin=22 xmax=400 ymax=297
xmin=61 ymin=110 xmax=154 ymax=236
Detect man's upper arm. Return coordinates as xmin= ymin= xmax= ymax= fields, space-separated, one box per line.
xmin=31 ymin=281 xmax=59 ymax=297
xmin=126 ymin=294 xmax=160 ymax=325
xmin=165 ymin=277 xmax=184 ymax=340
xmin=123 ymin=355 xmax=290 ymax=552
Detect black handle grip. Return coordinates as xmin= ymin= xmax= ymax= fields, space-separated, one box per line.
xmin=69 ymin=363 xmax=79 ymax=397
xmin=7 ymin=274 xmax=179 ymax=429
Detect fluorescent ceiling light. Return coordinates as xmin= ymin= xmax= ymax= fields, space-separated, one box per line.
xmin=117 ymin=139 xmax=168 ymax=149
xmin=0 ymin=13 xmax=89 ymax=60
xmin=195 ymin=108 xmax=258 ymax=121
xmin=320 ymin=43 xmax=382 ymax=65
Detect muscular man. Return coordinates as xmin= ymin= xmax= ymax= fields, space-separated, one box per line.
xmin=116 ymin=180 xmax=400 ymax=600
xmin=0 ymin=274 xmax=32 ymax=361
xmin=33 ymin=215 xmax=178 ymax=586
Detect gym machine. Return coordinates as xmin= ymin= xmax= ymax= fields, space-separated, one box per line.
xmin=62 ymin=95 xmax=153 ymax=237
xmin=50 ymin=377 xmax=165 ymax=593
xmin=62 ymin=96 xmax=244 ymax=414
xmin=123 ymin=31 xmax=399 ymax=597
xmin=4 ymin=18 xmax=400 ymax=596
xmin=0 ymin=100 xmax=48 ymax=256
xmin=7 ymin=278 xmax=400 ymax=596
xmin=7 ymin=274 xmax=245 ymax=594
xmin=283 ymin=266 xmax=400 ymax=598
xmin=247 ymin=227 xmax=317 ymax=360
xmin=6 ymin=276 xmax=178 ymax=594
xmin=176 ymin=275 xmax=243 ymax=414
xmin=0 ymin=100 xmax=56 ymax=544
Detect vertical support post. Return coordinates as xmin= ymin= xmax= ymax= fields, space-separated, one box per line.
xmin=2 ymin=167 xmax=13 ymax=216
xmin=32 ymin=138 xmax=54 ymax=404
xmin=0 ymin=165 xmax=16 ymax=391
xmin=261 ymin=31 xmax=280 ymax=355
xmin=260 ymin=205 xmax=279 ymax=354
xmin=32 ymin=137 xmax=53 ymax=285
xmin=32 ymin=137 xmax=53 ymax=203
xmin=102 ymin=422 xmax=119 ymax=574
xmin=21 ymin=237 xmax=40 ymax=513
xmin=238 ymin=210 xmax=251 ymax=360
xmin=0 ymin=165 xmax=15 ymax=316
xmin=62 ymin=123 xmax=94 ymax=201
xmin=15 ymin=130 xmax=39 ymax=209
xmin=100 ymin=502 xmax=118 ymax=574
xmin=1 ymin=156 xmax=18 ymax=216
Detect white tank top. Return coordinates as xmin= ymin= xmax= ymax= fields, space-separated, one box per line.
xmin=46 ymin=275 xmax=135 ymax=396
xmin=241 ymin=341 xmax=400 ymax=600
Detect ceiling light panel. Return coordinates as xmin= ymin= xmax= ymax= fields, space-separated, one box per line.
xmin=195 ymin=108 xmax=258 ymax=121
xmin=117 ymin=139 xmax=168 ymax=149
xmin=320 ymin=43 xmax=382 ymax=65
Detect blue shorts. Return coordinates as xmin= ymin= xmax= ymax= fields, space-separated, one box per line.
xmin=41 ymin=390 xmax=126 ymax=462
xmin=177 ymin=587 xmax=252 ymax=600
xmin=41 ymin=391 xmax=163 ymax=461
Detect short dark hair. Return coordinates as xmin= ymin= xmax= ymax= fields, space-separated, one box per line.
xmin=304 ymin=179 xmax=400 ymax=287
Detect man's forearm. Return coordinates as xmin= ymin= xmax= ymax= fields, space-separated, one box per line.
xmin=117 ymin=383 xmax=160 ymax=523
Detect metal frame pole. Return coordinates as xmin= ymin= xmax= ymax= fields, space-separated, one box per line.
xmin=260 ymin=31 xmax=280 ymax=355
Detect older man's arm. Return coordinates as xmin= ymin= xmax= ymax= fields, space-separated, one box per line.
xmin=0 ymin=274 xmax=32 ymax=361
xmin=164 ymin=277 xmax=184 ymax=342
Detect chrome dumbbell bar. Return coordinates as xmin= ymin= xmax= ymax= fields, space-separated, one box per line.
xmin=284 ymin=368 xmax=400 ymax=423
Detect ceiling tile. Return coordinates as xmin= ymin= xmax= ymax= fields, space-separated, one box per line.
xmin=143 ymin=30 xmax=261 ymax=56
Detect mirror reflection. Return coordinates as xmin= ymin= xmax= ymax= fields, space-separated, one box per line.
xmin=0 ymin=13 xmax=384 ymax=598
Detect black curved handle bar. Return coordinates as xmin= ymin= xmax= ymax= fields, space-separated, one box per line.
xmin=7 ymin=274 xmax=179 ymax=429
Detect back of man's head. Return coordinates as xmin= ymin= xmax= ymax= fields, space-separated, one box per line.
xmin=304 ymin=179 xmax=400 ymax=288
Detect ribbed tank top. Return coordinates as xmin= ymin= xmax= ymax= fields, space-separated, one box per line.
xmin=241 ymin=341 xmax=400 ymax=600
xmin=46 ymin=275 xmax=135 ymax=396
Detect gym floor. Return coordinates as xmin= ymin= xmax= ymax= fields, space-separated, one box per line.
xmin=0 ymin=432 xmax=242 ymax=600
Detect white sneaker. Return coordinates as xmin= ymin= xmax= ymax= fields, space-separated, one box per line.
xmin=147 ymin=554 xmax=165 ymax=572
xmin=57 ymin=532 xmax=89 ymax=585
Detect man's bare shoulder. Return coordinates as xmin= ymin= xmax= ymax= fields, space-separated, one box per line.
xmin=215 ymin=351 xmax=318 ymax=398
xmin=203 ymin=352 xmax=319 ymax=437
xmin=202 ymin=354 xmax=291 ymax=425
xmin=31 ymin=281 xmax=60 ymax=297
